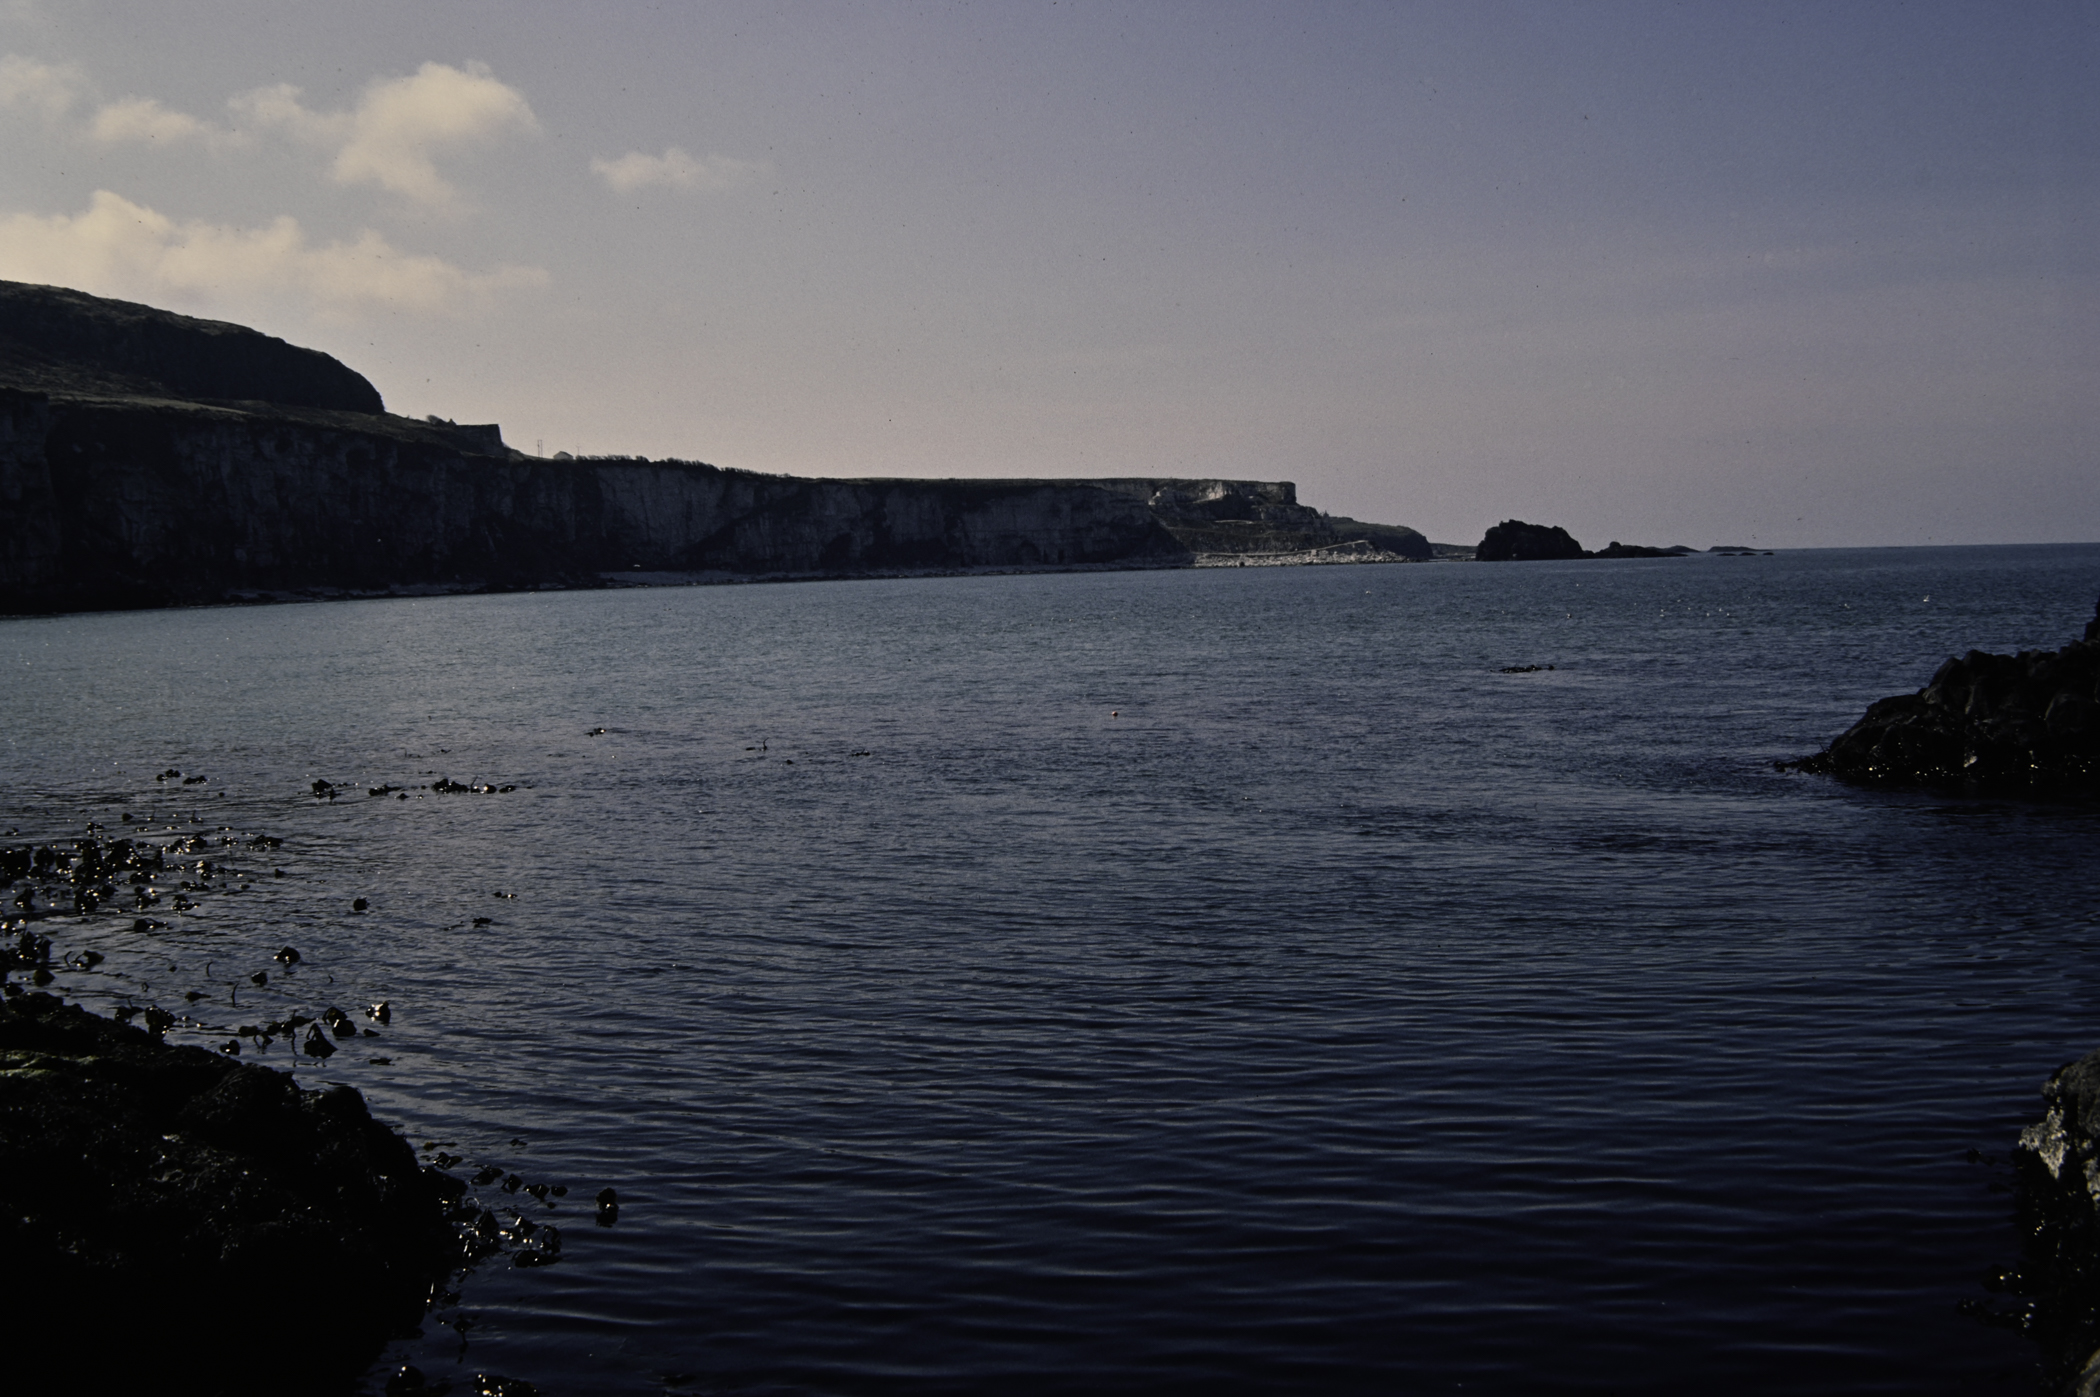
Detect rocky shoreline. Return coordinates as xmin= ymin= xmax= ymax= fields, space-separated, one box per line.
xmin=1973 ymin=1050 xmax=2100 ymax=1395
xmin=0 ymin=988 xmax=462 ymax=1393
xmin=1788 ymin=600 xmax=2100 ymax=793
xmin=0 ymin=813 xmax=592 ymax=1394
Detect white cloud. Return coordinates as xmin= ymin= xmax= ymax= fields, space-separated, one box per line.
xmin=226 ymin=81 xmax=346 ymax=146
xmin=591 ymin=145 xmax=764 ymax=194
xmin=235 ymin=61 xmax=538 ymax=209
xmin=0 ymin=53 xmax=85 ymax=119
xmin=0 ymin=189 xmax=547 ymax=315
xmin=5 ymin=54 xmax=233 ymax=149
xmin=88 ymin=96 xmax=211 ymax=146
xmin=5 ymin=56 xmax=540 ymax=208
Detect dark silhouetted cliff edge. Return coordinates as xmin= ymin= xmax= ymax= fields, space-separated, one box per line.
xmin=0 ymin=281 xmax=1428 ymax=614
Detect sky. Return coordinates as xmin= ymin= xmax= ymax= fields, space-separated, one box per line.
xmin=0 ymin=1 xmax=2093 ymax=549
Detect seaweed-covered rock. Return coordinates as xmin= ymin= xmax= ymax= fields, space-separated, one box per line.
xmin=0 ymin=992 xmax=459 ymax=1395
xmin=1792 ymin=600 xmax=2100 ymax=792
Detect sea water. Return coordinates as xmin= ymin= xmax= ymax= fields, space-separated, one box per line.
xmin=4 ymin=545 xmax=2099 ymax=1394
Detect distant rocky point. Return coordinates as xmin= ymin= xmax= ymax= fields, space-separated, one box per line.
xmin=1789 ymin=599 xmax=2100 ymax=793
xmin=0 ymin=281 xmax=1427 ymax=615
xmin=1473 ymin=518 xmax=1696 ymax=561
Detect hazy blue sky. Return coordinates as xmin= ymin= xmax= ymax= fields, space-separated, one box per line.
xmin=1 ymin=2 xmax=2092 ymax=547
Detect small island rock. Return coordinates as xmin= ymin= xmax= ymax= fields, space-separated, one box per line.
xmin=1475 ymin=519 xmax=1587 ymax=561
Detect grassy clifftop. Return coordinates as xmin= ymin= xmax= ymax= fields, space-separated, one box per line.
xmin=0 ymin=280 xmax=384 ymax=415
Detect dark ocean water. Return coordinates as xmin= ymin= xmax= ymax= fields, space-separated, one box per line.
xmin=5 ymin=545 xmax=2100 ymax=1395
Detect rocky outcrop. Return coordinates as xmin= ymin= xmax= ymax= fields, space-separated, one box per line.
xmin=1476 ymin=519 xmax=1588 ymax=561
xmin=0 ymin=280 xmax=383 ymax=414
xmin=1791 ymin=601 xmax=2100 ymax=792
xmin=1474 ymin=519 xmax=1687 ymax=561
xmin=1971 ymin=1048 xmax=2100 ymax=1394
xmin=1592 ymin=540 xmax=1690 ymax=559
xmin=0 ymin=990 xmax=460 ymax=1395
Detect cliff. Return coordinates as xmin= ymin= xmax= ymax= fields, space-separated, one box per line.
xmin=0 ymin=389 xmax=1201 ymax=612
xmin=0 ymin=281 xmax=1429 ymax=613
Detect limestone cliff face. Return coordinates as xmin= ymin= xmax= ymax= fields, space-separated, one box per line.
xmin=0 ymin=390 xmax=1190 ymax=612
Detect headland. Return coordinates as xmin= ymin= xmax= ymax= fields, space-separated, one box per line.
xmin=0 ymin=281 xmax=1429 ymax=615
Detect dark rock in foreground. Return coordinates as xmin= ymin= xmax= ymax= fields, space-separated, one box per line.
xmin=1791 ymin=601 xmax=2100 ymax=792
xmin=0 ymin=991 xmax=459 ymax=1395
xmin=1978 ymin=1048 xmax=2100 ymax=1394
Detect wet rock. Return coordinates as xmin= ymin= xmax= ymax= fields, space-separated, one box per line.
xmin=0 ymin=992 xmax=459 ymax=1394
xmin=384 ymin=1365 xmax=430 ymax=1396
xmin=1978 ymin=1048 xmax=2100 ymax=1392
xmin=472 ymin=1375 xmax=540 ymax=1397
xmin=513 ymin=1222 xmax=562 ymax=1267
xmin=1790 ymin=600 xmax=2100 ymax=793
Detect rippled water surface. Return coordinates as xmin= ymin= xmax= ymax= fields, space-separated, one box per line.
xmin=7 ymin=546 xmax=2100 ymax=1394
